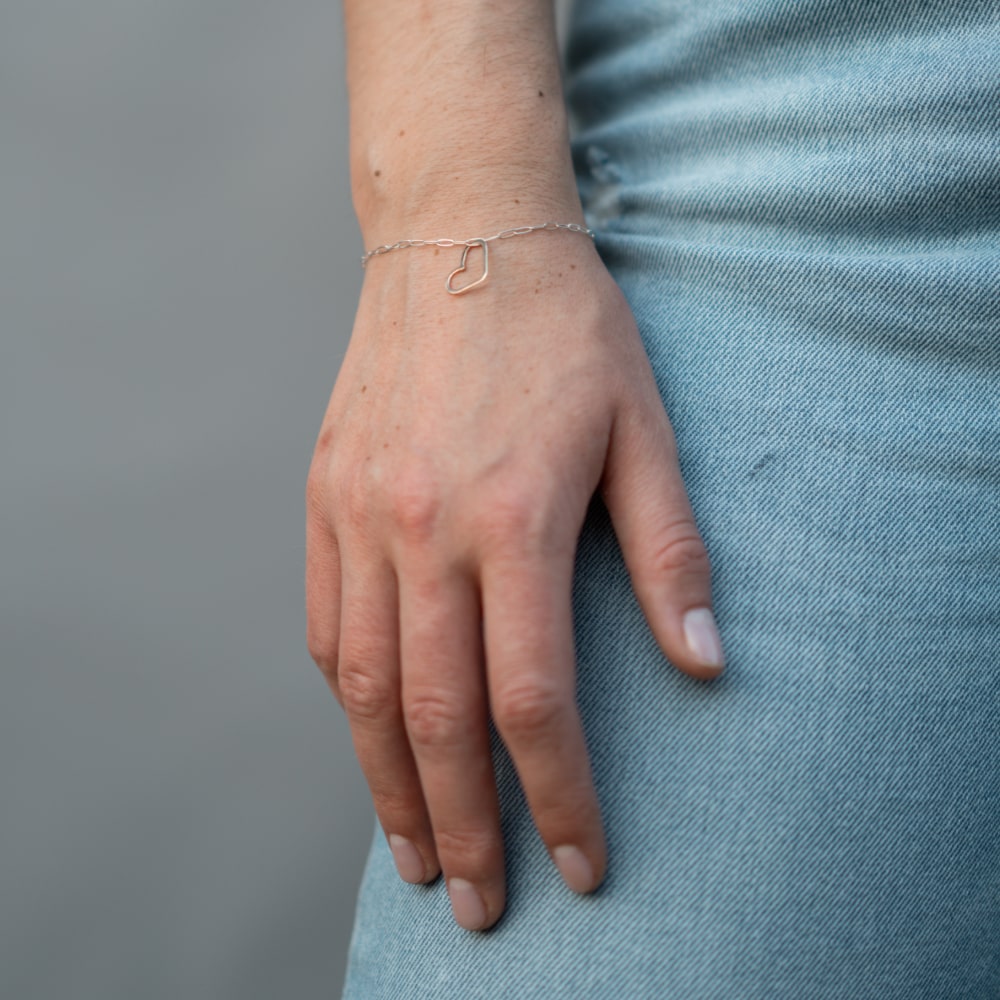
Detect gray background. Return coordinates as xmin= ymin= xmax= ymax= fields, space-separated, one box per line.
xmin=2 ymin=2 xmax=573 ymax=997
xmin=4 ymin=2 xmax=371 ymax=996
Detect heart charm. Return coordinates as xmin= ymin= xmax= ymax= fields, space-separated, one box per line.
xmin=445 ymin=239 xmax=489 ymax=295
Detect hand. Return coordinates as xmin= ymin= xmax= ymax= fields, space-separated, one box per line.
xmin=305 ymin=234 xmax=724 ymax=931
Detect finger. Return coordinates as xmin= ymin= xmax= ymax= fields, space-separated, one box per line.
xmin=337 ymin=542 xmax=440 ymax=885
xmin=305 ymin=507 xmax=343 ymax=701
xmin=481 ymin=547 xmax=606 ymax=897
xmin=602 ymin=393 xmax=725 ymax=680
xmin=397 ymin=556 xmax=503 ymax=931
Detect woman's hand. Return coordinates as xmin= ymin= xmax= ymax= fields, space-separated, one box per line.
xmin=305 ymin=233 xmax=724 ymax=931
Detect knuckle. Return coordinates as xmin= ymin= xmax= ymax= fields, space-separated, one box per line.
xmin=367 ymin=779 xmax=418 ymax=820
xmin=306 ymin=624 xmax=338 ymax=678
xmin=492 ymin=679 xmax=565 ymax=742
xmin=338 ymin=659 xmax=396 ymax=722
xmin=433 ymin=826 xmax=499 ymax=867
xmin=388 ymin=471 xmax=444 ymax=543
xmin=313 ymin=422 xmax=337 ymax=459
xmin=645 ymin=525 xmax=711 ymax=581
xmin=404 ymin=690 xmax=475 ymax=749
xmin=533 ymin=794 xmax=599 ymax=841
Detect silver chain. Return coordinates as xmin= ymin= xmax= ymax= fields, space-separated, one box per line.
xmin=360 ymin=221 xmax=595 ymax=268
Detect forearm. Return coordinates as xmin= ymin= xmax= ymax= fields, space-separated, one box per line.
xmin=343 ymin=0 xmax=584 ymax=243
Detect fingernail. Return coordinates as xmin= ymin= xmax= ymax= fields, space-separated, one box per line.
xmin=389 ymin=834 xmax=425 ymax=884
xmin=447 ymin=877 xmax=487 ymax=931
xmin=553 ymin=845 xmax=595 ymax=894
xmin=683 ymin=607 xmax=725 ymax=670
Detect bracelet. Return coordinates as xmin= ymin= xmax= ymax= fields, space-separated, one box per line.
xmin=360 ymin=221 xmax=596 ymax=296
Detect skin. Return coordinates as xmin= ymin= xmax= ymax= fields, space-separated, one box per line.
xmin=306 ymin=0 xmax=725 ymax=932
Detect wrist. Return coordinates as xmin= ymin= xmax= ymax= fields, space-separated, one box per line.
xmin=351 ymin=132 xmax=585 ymax=249
xmin=354 ymin=178 xmax=587 ymax=255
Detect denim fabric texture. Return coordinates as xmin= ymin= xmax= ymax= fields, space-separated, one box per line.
xmin=342 ymin=2 xmax=1000 ymax=996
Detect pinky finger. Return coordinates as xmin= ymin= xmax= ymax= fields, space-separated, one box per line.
xmin=305 ymin=512 xmax=343 ymax=702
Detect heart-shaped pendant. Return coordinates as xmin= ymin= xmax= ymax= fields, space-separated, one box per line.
xmin=445 ymin=239 xmax=489 ymax=295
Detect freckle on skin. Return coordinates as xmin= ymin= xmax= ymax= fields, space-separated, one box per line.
xmin=538 ymin=90 xmax=544 ymax=97
xmin=399 ymin=129 xmax=405 ymax=137
xmin=361 ymin=385 xmax=367 ymax=393
xmin=571 ymin=264 xmax=576 ymax=269
xmin=374 ymin=169 xmax=381 ymax=177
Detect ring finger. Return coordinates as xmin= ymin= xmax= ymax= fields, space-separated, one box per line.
xmin=397 ymin=552 xmax=504 ymax=931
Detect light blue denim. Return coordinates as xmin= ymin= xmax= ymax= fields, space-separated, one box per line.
xmin=342 ymin=2 xmax=1000 ymax=996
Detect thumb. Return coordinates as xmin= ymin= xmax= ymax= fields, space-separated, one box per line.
xmin=601 ymin=394 xmax=725 ymax=681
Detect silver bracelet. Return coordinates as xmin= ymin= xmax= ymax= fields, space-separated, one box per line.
xmin=360 ymin=221 xmax=595 ymax=296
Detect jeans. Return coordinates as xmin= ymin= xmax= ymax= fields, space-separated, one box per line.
xmin=342 ymin=2 xmax=1000 ymax=996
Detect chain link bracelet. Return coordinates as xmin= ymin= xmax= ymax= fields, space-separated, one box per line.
xmin=360 ymin=221 xmax=596 ymax=296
